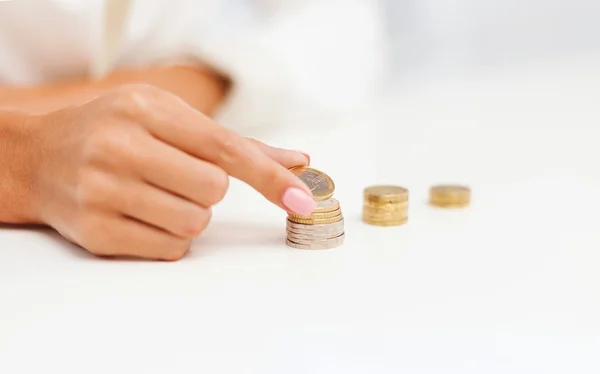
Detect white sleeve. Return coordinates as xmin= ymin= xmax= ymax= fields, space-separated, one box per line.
xmin=116 ymin=0 xmax=390 ymax=133
xmin=202 ymin=0 xmax=390 ymax=132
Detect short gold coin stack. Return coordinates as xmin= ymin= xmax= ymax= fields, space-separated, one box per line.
xmin=286 ymin=167 xmax=345 ymax=250
xmin=428 ymin=185 xmax=471 ymax=208
xmin=362 ymin=185 xmax=409 ymax=226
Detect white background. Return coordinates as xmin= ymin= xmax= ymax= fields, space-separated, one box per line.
xmin=383 ymin=0 xmax=600 ymax=82
xmin=1 ymin=48 xmax=600 ymax=372
xmin=2 ymin=1 xmax=600 ymax=372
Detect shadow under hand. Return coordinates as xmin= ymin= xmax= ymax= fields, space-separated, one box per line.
xmin=35 ymin=229 xmax=100 ymax=261
xmin=0 ymin=224 xmax=98 ymax=261
xmin=1 ymin=221 xmax=285 ymax=261
xmin=25 ymin=226 xmax=147 ymax=263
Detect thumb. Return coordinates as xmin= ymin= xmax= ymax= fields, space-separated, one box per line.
xmin=247 ymin=138 xmax=310 ymax=168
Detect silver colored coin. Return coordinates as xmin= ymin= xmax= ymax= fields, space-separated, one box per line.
xmin=314 ymin=198 xmax=340 ymax=212
xmin=286 ymin=228 xmax=344 ymax=238
xmin=286 ymin=229 xmax=344 ymax=240
xmin=286 ymin=234 xmax=345 ymax=250
xmin=286 ymin=229 xmax=344 ymax=239
xmin=286 ymin=225 xmax=344 ymax=234
xmin=286 ymin=227 xmax=344 ymax=238
xmin=286 ymin=233 xmax=345 ymax=245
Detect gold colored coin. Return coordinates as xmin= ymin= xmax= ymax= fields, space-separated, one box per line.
xmin=288 ymin=213 xmax=343 ymax=225
xmin=289 ymin=166 xmax=335 ymax=201
xmin=429 ymin=202 xmax=470 ymax=209
xmin=362 ymin=212 xmax=407 ymax=220
xmin=363 ymin=205 xmax=407 ymax=213
xmin=363 ymin=202 xmax=409 ymax=212
xmin=363 ymin=210 xmax=408 ymax=218
xmin=289 ymin=208 xmax=342 ymax=220
xmin=290 ymin=198 xmax=340 ymax=218
xmin=429 ymin=185 xmax=471 ymax=208
xmin=363 ymin=212 xmax=407 ymax=220
xmin=363 ymin=217 xmax=408 ymax=226
xmin=364 ymin=199 xmax=409 ymax=207
xmin=364 ymin=185 xmax=408 ymax=203
xmin=286 ymin=219 xmax=345 ymax=231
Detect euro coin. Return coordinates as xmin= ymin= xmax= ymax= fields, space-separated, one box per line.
xmin=363 ymin=199 xmax=409 ymax=208
xmin=290 ymin=198 xmax=339 ymax=219
xmin=313 ymin=198 xmax=340 ymax=213
xmin=363 ymin=212 xmax=407 ymax=220
xmin=289 ymin=166 xmax=335 ymax=201
xmin=289 ymin=207 xmax=341 ymax=220
xmin=363 ymin=185 xmax=408 ymax=203
xmin=362 ymin=213 xmax=407 ymax=222
xmin=363 ymin=218 xmax=408 ymax=227
xmin=286 ymin=219 xmax=345 ymax=232
xmin=285 ymin=168 xmax=343 ymax=249
xmin=286 ymin=234 xmax=345 ymax=250
xmin=362 ymin=185 xmax=409 ymax=226
xmin=429 ymin=185 xmax=470 ymax=208
xmin=287 ymin=213 xmax=343 ymax=225
xmin=362 ymin=203 xmax=409 ymax=213
xmin=286 ymin=233 xmax=345 ymax=246
xmin=286 ymin=229 xmax=344 ymax=241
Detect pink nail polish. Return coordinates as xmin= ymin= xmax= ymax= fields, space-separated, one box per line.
xmin=282 ymin=187 xmax=316 ymax=216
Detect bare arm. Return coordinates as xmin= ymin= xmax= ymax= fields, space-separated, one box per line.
xmin=0 ymin=64 xmax=230 ymax=115
xmin=0 ymin=109 xmax=37 ymax=223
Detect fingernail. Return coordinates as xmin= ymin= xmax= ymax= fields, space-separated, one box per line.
xmin=282 ymin=187 xmax=316 ymax=216
xmin=295 ymin=150 xmax=310 ymax=165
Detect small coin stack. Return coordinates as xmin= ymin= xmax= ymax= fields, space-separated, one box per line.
xmin=285 ymin=166 xmax=345 ymax=250
xmin=362 ymin=185 xmax=409 ymax=226
xmin=429 ymin=185 xmax=471 ymax=208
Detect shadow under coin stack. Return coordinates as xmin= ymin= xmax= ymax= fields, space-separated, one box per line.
xmin=362 ymin=185 xmax=409 ymax=226
xmin=286 ymin=167 xmax=345 ymax=250
xmin=428 ymin=185 xmax=471 ymax=208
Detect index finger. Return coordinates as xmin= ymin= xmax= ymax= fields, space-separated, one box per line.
xmin=135 ymin=88 xmax=317 ymax=216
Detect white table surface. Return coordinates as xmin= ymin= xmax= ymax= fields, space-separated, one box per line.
xmin=2 ymin=53 xmax=600 ymax=373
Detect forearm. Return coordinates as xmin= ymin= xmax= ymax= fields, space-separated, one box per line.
xmin=0 ymin=110 xmax=39 ymax=223
xmin=0 ymin=64 xmax=229 ymax=115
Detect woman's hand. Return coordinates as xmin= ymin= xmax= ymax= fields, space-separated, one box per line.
xmin=26 ymin=84 xmax=316 ymax=260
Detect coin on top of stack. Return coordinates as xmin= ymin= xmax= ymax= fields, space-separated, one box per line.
xmin=285 ymin=166 xmax=344 ymax=250
xmin=362 ymin=185 xmax=409 ymax=226
xmin=429 ymin=185 xmax=471 ymax=208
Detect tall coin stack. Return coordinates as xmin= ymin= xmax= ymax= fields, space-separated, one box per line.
xmin=429 ymin=185 xmax=471 ymax=208
xmin=285 ymin=167 xmax=345 ymax=250
xmin=362 ymin=185 xmax=409 ymax=226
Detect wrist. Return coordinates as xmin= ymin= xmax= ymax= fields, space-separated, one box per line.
xmin=0 ymin=110 xmax=43 ymax=224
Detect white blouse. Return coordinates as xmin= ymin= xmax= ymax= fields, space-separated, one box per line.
xmin=0 ymin=0 xmax=388 ymax=131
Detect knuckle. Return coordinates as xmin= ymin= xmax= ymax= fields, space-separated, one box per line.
xmin=112 ymin=84 xmax=158 ymax=117
xmin=215 ymin=132 xmax=244 ymax=164
xmin=263 ymin=167 xmax=285 ymax=194
xmin=75 ymin=170 xmax=115 ymax=209
xmin=85 ymin=127 xmax=141 ymax=166
xmin=204 ymin=169 xmax=229 ymax=204
xmin=178 ymin=207 xmax=211 ymax=238
xmin=84 ymin=128 xmax=114 ymax=160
